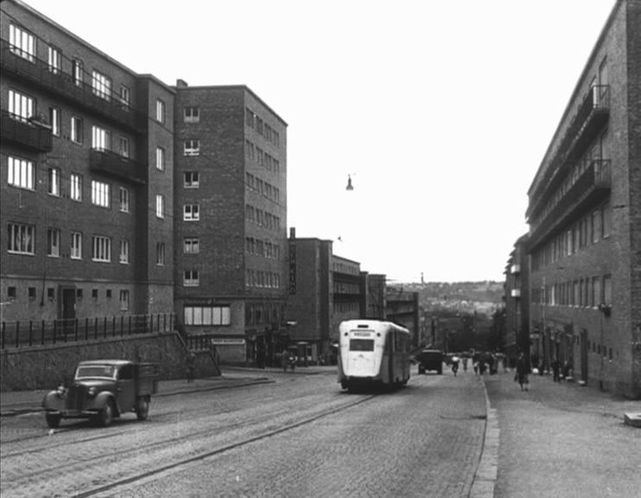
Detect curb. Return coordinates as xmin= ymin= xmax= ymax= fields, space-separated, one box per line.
xmin=469 ymin=376 xmax=499 ymax=498
xmin=0 ymin=377 xmax=274 ymax=418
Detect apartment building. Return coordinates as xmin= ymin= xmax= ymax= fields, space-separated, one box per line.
xmin=173 ymin=83 xmax=288 ymax=363
xmin=526 ymin=0 xmax=640 ymax=398
xmin=0 ymin=0 xmax=175 ymax=324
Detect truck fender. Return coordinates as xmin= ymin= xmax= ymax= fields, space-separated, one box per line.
xmin=94 ymin=392 xmax=118 ymax=416
xmin=42 ymin=390 xmax=64 ymax=411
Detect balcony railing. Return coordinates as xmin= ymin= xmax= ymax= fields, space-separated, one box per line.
xmin=89 ymin=149 xmax=147 ymax=184
xmin=1 ymin=39 xmax=143 ymax=133
xmin=0 ymin=110 xmax=53 ymax=151
xmin=529 ymin=159 xmax=611 ymax=250
xmin=529 ymin=85 xmax=610 ymax=211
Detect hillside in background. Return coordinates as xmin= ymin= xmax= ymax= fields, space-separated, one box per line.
xmin=394 ymin=281 xmax=505 ymax=316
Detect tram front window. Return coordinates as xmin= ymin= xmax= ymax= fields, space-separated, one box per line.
xmin=349 ymin=339 xmax=374 ymax=351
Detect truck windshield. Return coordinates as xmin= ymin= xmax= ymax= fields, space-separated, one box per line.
xmin=75 ymin=365 xmax=116 ymax=379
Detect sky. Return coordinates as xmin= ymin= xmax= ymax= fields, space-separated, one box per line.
xmin=21 ymin=0 xmax=618 ymax=283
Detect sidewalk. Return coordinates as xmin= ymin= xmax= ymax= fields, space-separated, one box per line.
xmin=483 ymin=370 xmax=641 ymax=498
xmin=0 ymin=364 xmax=335 ymax=418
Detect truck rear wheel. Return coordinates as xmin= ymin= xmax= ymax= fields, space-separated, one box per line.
xmin=136 ymin=397 xmax=149 ymax=420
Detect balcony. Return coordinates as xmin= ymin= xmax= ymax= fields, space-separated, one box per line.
xmin=1 ymin=39 xmax=143 ymax=133
xmin=529 ymin=85 xmax=610 ymax=213
xmin=0 ymin=110 xmax=52 ymax=152
xmin=529 ymin=159 xmax=611 ymax=250
xmin=89 ymin=149 xmax=146 ymax=185
xmin=510 ymin=264 xmax=521 ymax=274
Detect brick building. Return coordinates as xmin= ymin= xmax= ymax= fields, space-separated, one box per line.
xmin=173 ymin=83 xmax=288 ymax=364
xmin=503 ymin=234 xmax=529 ymax=365
xmin=525 ymin=0 xmax=640 ymax=398
xmin=1 ymin=0 xmax=175 ymax=325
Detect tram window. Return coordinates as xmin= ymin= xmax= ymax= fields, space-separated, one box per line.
xmin=350 ymin=339 xmax=374 ymax=351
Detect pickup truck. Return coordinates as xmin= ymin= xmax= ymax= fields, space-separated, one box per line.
xmin=42 ymin=359 xmax=157 ymax=428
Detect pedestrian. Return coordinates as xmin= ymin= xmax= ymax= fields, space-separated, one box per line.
xmin=462 ymin=356 xmax=468 ymax=372
xmin=551 ymin=358 xmax=561 ymax=382
xmin=451 ymin=355 xmax=460 ymax=376
xmin=186 ymin=350 xmax=196 ymax=383
xmin=515 ymin=352 xmax=529 ymax=391
xmin=473 ymin=360 xmax=479 ymax=375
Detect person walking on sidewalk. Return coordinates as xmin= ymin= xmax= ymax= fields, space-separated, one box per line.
xmin=515 ymin=353 xmax=529 ymax=391
xmin=551 ymin=357 xmax=561 ymax=382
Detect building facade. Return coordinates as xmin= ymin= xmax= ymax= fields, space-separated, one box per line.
xmin=1 ymin=0 xmax=175 ymax=325
xmin=173 ymin=83 xmax=288 ymax=364
xmin=525 ymin=0 xmax=640 ymax=398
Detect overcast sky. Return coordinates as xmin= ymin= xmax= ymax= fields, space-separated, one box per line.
xmin=23 ymin=0 xmax=617 ymax=283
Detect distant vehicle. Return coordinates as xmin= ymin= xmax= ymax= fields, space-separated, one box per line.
xmin=42 ymin=360 xmax=157 ymax=428
xmin=416 ymin=349 xmax=444 ymax=375
xmin=337 ymin=320 xmax=411 ymax=391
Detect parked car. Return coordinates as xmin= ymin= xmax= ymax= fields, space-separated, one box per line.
xmin=42 ymin=360 xmax=157 ymax=428
xmin=416 ymin=349 xmax=444 ymax=375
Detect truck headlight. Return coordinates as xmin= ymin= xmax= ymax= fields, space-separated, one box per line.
xmin=87 ymin=386 xmax=97 ymax=397
xmin=56 ymin=385 xmax=66 ymax=398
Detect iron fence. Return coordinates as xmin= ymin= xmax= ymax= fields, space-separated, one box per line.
xmin=1 ymin=313 xmax=175 ymax=350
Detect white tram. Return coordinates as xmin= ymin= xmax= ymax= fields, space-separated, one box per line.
xmin=337 ymin=319 xmax=411 ymax=391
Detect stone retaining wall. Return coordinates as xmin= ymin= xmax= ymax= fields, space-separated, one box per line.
xmin=0 ymin=332 xmax=220 ymax=391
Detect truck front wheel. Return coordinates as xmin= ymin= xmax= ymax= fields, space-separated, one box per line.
xmin=95 ymin=400 xmax=114 ymax=427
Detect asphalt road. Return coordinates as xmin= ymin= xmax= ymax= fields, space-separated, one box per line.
xmin=0 ymin=368 xmax=486 ymax=497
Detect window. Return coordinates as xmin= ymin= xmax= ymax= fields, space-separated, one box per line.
xmin=119 ymin=239 xmax=129 ymax=264
xmin=591 ymin=209 xmax=600 ymax=243
xmin=119 ymin=85 xmax=130 ymax=107
xmin=92 ymin=125 xmax=111 ymax=151
xmin=184 ymin=106 xmax=199 ymax=122
xmin=7 ymin=223 xmax=35 ymax=254
xmin=49 ymin=107 xmax=60 ymax=136
xmin=28 ymin=287 xmax=36 ymax=300
xmin=156 ymin=242 xmax=166 ymax=265
xmin=184 ymin=238 xmax=200 ymax=254
xmin=7 ymin=156 xmax=34 ymax=190
xmin=47 ymin=167 xmax=60 ymax=196
xmin=183 ymin=204 xmax=200 ymax=221
xmin=155 ymin=194 xmax=164 ymax=218
xmin=47 ymin=228 xmax=60 ymax=257
xmin=156 ymin=99 xmax=165 ymax=123
xmin=184 ymin=305 xmax=231 ymax=326
xmin=245 ymin=108 xmax=255 ymax=128
xmin=91 ymin=235 xmax=111 ymax=262
xmin=184 ymin=140 xmax=200 ymax=156
xmin=8 ymin=90 xmax=33 ymax=121
xmin=47 ymin=45 xmax=61 ymax=74
xmin=603 ymin=275 xmax=612 ymax=305
xmin=119 ymin=290 xmax=129 ymax=311
xmin=119 ymin=187 xmax=130 ymax=212
xmin=76 ymin=289 xmax=83 ymax=299
xmin=7 ymin=287 xmax=17 ymax=299
xmin=71 ymin=116 xmax=83 ymax=143
xmin=92 ymin=289 xmax=98 ymax=299
xmin=92 ymin=70 xmax=111 ymax=101
xmin=71 ymin=232 xmax=82 ymax=259
xmin=118 ymin=136 xmax=130 ymax=157
xmin=184 ymin=171 xmax=199 ymax=188
xmin=91 ymin=180 xmax=110 ymax=207
xmin=72 ymin=59 xmax=83 ymax=86
xmin=184 ymin=270 xmax=199 ymax=287
xmin=9 ymin=24 xmax=35 ymax=62
xmin=592 ymin=277 xmax=602 ymax=307
xmin=156 ymin=147 xmax=165 ymax=170
xmin=47 ymin=288 xmax=55 ymax=300
xmin=602 ymin=203 xmax=611 ymax=238
xmin=106 ymin=289 xmax=112 ymax=298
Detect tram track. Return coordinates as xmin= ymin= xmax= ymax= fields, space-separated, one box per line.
xmin=1 ymin=390 xmax=376 ymax=497
xmin=77 ymin=394 xmax=376 ymax=498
